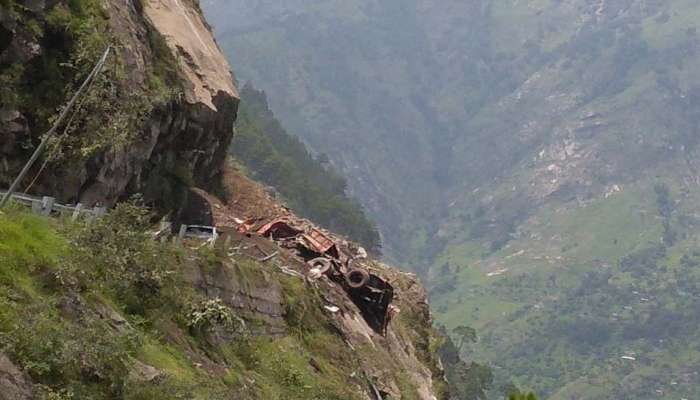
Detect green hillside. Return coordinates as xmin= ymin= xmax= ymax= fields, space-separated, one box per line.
xmin=432 ymin=175 xmax=700 ymax=398
xmin=0 ymin=204 xmax=341 ymax=399
xmin=424 ymin=1 xmax=700 ymax=397
xmin=203 ymin=0 xmax=700 ymax=397
xmin=0 ymin=203 xmax=442 ymax=399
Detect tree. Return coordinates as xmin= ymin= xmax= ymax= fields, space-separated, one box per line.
xmin=453 ymin=325 xmax=478 ymax=351
xmin=232 ymin=83 xmax=381 ymax=253
xmin=503 ymin=383 xmax=538 ymax=400
xmin=438 ymin=325 xmax=493 ymax=400
xmin=453 ymin=362 xmax=494 ymax=400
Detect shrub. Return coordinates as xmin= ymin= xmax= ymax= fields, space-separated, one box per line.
xmin=0 ymin=300 xmax=139 ymax=397
xmin=187 ymin=298 xmax=238 ymax=332
xmin=69 ymin=199 xmax=181 ymax=314
xmin=122 ymin=379 xmax=194 ymax=400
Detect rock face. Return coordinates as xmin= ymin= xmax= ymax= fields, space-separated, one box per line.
xmin=189 ymin=252 xmax=289 ymax=339
xmin=0 ymin=0 xmax=239 ymax=209
xmin=190 ymin=252 xmax=447 ymax=399
xmin=143 ymin=0 xmax=237 ymax=111
xmin=0 ymin=354 xmax=33 ymax=400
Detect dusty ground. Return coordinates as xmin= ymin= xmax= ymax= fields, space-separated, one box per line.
xmin=219 ymin=162 xmax=287 ymax=219
xmin=179 ymin=161 xmax=446 ymax=399
xmin=191 ymin=162 xmax=288 ymax=228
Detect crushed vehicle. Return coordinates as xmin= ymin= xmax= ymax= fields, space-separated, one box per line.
xmin=180 ymin=224 xmax=219 ymax=241
xmin=238 ymin=216 xmax=396 ymax=335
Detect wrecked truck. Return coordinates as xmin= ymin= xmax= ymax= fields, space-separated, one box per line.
xmin=238 ymin=217 xmax=396 ymax=335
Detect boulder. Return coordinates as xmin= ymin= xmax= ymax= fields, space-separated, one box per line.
xmin=0 ymin=353 xmax=33 ymax=400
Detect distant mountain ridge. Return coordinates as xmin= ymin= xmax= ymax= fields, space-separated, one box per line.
xmin=202 ymin=0 xmax=700 ymax=398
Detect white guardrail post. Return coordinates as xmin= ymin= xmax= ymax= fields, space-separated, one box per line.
xmin=41 ymin=196 xmax=54 ymax=216
xmin=1 ymin=188 xmax=109 ymax=223
xmin=175 ymin=224 xmax=187 ymax=245
xmin=210 ymin=229 xmax=219 ymax=248
xmin=93 ymin=206 xmax=107 ymax=218
xmin=71 ymin=204 xmax=83 ymax=221
xmin=31 ymin=199 xmax=42 ymax=214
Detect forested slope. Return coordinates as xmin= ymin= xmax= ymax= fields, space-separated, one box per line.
xmin=202 ymin=0 xmax=700 ymax=398
xmin=231 ymin=84 xmax=380 ymax=253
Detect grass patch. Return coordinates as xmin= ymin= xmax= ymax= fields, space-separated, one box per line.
xmin=0 ymin=206 xmax=66 ymax=269
xmin=139 ymin=341 xmax=196 ymax=382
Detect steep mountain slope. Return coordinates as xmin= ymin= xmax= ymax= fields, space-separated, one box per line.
xmin=231 ymin=84 xmax=381 ymax=253
xmin=0 ymin=2 xmax=451 ymax=399
xmin=0 ymin=197 xmax=447 ymax=399
xmin=201 ymin=0 xmax=456 ymax=262
xmin=1 ymin=0 xmax=238 ymax=213
xmin=202 ymin=0 xmax=700 ymax=398
xmin=202 ymin=0 xmax=700 ymax=264
xmin=427 ymin=2 xmax=700 ymax=397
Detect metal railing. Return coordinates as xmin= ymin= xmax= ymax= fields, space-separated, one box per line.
xmin=0 ymin=190 xmax=106 ymax=221
xmin=1 ymin=189 xmax=219 ymax=246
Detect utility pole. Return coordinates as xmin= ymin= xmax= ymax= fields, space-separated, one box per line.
xmin=0 ymin=46 xmax=111 ymax=208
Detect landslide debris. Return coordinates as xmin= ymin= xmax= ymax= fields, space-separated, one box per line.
xmin=0 ymin=192 xmax=447 ymax=399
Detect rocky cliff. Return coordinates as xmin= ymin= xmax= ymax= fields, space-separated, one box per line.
xmin=0 ymin=2 xmax=447 ymax=398
xmin=0 ymin=0 xmax=238 ymax=210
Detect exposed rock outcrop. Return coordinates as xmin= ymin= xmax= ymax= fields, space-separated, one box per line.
xmin=143 ymin=0 xmax=237 ymax=111
xmin=0 ymin=354 xmax=33 ymax=400
xmin=189 ymin=250 xmax=289 ymax=339
xmin=0 ymin=0 xmax=239 ymax=210
xmin=188 ymin=243 xmax=447 ymax=399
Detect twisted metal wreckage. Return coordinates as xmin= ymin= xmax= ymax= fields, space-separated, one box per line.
xmin=236 ymin=216 xmax=399 ymax=335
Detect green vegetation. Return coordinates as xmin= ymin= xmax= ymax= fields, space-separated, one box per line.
xmin=452 ymin=325 xmax=477 ymax=352
xmin=232 ymin=83 xmax=381 ymax=253
xmin=437 ymin=325 xmax=493 ymax=400
xmin=0 ymin=202 xmax=437 ymax=399
xmin=431 ymin=177 xmax=700 ymax=399
xmin=0 ymin=0 xmax=180 ymax=183
xmin=0 ymin=203 xmax=177 ymax=399
xmin=0 ymin=203 xmax=339 ymax=398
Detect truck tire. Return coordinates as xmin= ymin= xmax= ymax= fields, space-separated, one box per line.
xmin=307 ymin=257 xmax=332 ymax=275
xmin=345 ymin=268 xmax=369 ymax=289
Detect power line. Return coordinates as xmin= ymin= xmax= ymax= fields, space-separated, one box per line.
xmin=1 ymin=46 xmax=112 ymax=208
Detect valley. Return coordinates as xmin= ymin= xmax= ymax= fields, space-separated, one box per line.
xmin=202 ymin=0 xmax=700 ymax=398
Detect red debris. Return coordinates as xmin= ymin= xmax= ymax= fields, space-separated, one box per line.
xmin=231 ymin=213 xmax=395 ymax=335
xmin=300 ymin=228 xmax=339 ymax=258
xmin=257 ymin=218 xmax=303 ymax=239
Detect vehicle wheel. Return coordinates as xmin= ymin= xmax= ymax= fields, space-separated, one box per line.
xmin=345 ymin=268 xmax=369 ymax=289
xmin=307 ymin=257 xmax=332 ymax=275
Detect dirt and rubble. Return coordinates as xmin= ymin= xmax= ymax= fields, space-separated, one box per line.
xmin=175 ymin=164 xmax=447 ymax=399
xmin=204 ymin=226 xmax=443 ymax=398
xmin=179 ymin=164 xmax=290 ymax=228
xmin=232 ymin=215 xmax=395 ymax=336
xmin=186 ymin=163 xmax=396 ymax=335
